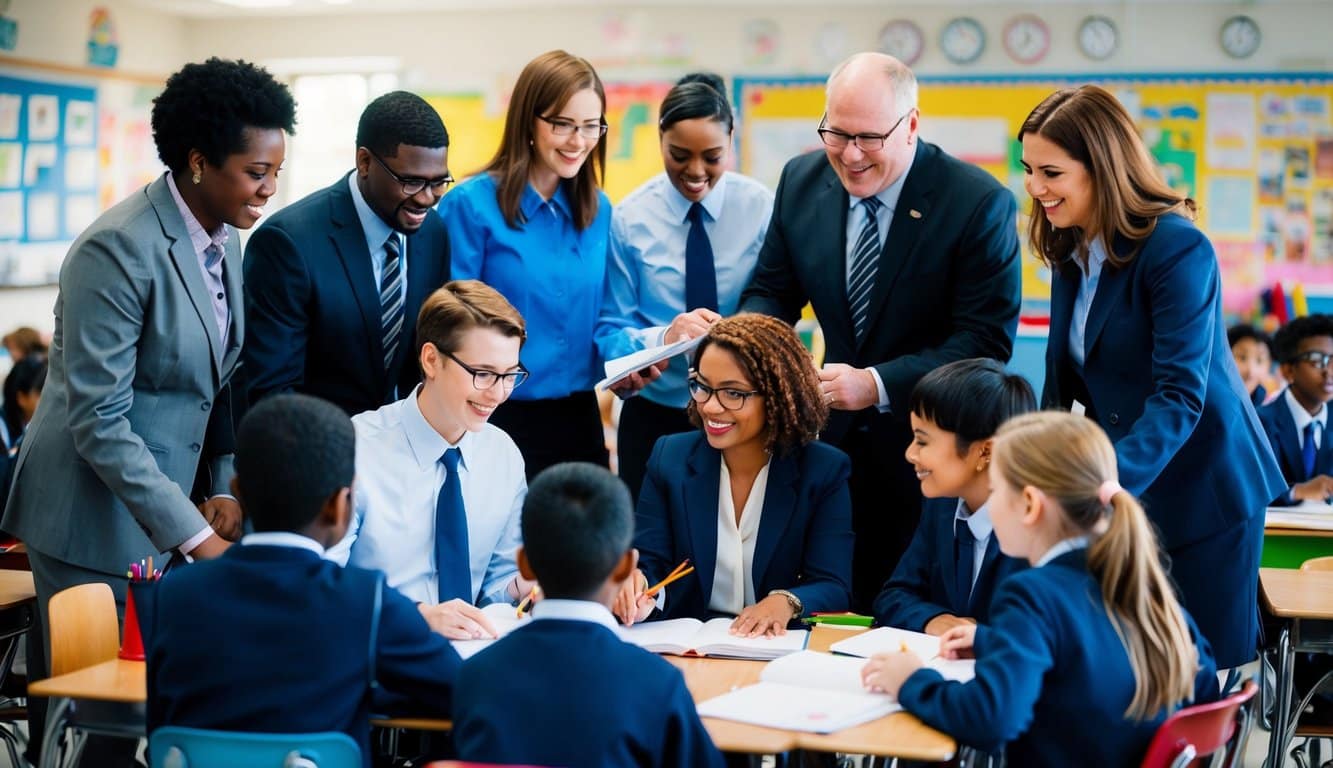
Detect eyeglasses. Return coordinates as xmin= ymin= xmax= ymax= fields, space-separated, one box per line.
xmin=817 ymin=111 xmax=913 ymax=152
xmin=536 ymin=114 xmax=609 ymax=141
xmin=687 ymin=378 xmax=760 ymax=411
xmin=445 ymin=351 xmax=529 ymax=392
xmin=1293 ymin=350 xmax=1332 ymax=371
xmin=366 ymin=149 xmax=454 ymax=196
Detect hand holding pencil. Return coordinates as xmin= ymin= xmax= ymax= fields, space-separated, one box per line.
xmin=613 ymin=558 xmax=694 ymax=627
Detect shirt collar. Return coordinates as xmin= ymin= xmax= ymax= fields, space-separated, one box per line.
xmin=521 ymin=181 xmax=572 ymax=221
xmin=1284 ymin=387 xmax=1327 ymax=432
xmin=664 ymin=171 xmax=730 ymax=225
xmin=347 ymin=172 xmax=401 ymax=256
xmin=954 ymin=498 xmax=994 ymax=542
xmin=847 ymin=150 xmax=915 ymax=215
xmin=1080 ymin=236 xmax=1111 ymax=277
xmin=401 ymin=384 xmax=475 ymax=472
xmin=165 ymin=172 xmax=228 ymax=254
xmin=240 ymin=531 xmax=326 ymax=557
xmin=1035 ymin=536 xmax=1089 ymax=568
xmin=530 ymin=598 xmax=622 ymax=633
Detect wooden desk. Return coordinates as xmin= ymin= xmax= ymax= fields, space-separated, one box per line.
xmin=1259 ymin=567 xmax=1333 ymax=768
xmin=27 ymin=659 xmax=145 ymax=704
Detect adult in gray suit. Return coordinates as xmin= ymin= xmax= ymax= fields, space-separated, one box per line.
xmin=1 ymin=58 xmax=295 ymax=765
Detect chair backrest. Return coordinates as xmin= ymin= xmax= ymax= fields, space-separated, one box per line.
xmin=150 ymin=727 xmax=360 ymax=768
xmin=47 ymin=582 xmax=120 ymax=677
xmin=1300 ymin=556 xmax=1333 ymax=572
xmin=1138 ymin=680 xmax=1258 ymax=768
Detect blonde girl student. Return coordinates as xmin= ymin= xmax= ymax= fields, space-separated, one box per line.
xmin=861 ymin=411 xmax=1219 ymax=768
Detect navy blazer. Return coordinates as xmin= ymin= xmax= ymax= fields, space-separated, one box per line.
xmin=898 ymin=550 xmax=1219 ymax=767
xmin=635 ymin=432 xmax=853 ymax=620
xmin=1258 ymin=395 xmax=1333 ymax=504
xmin=141 ymin=544 xmax=461 ymax=766
xmin=454 ymin=619 xmax=724 ymax=768
xmin=872 ymin=497 xmax=1026 ymax=631
xmin=1044 ymin=213 xmax=1285 ymax=550
xmin=242 ymin=173 xmax=450 ymax=416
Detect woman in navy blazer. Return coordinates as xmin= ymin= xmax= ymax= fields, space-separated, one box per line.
xmin=615 ymin=313 xmax=853 ymax=636
xmin=1019 ymin=86 xmax=1285 ymax=668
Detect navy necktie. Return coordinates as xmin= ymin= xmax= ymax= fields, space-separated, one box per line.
xmin=954 ymin=519 xmax=976 ymax=613
xmin=684 ymin=202 xmax=718 ymax=312
xmin=435 ymin=448 xmax=472 ymax=603
xmin=848 ymin=197 xmax=882 ymax=342
xmin=1303 ymin=421 xmax=1318 ymax=480
xmin=380 ymin=237 xmax=404 ymax=371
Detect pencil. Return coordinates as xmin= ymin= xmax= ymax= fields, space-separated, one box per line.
xmin=643 ymin=560 xmax=695 ymax=598
xmin=900 ymin=641 xmax=910 ymax=653
xmin=515 ymin=586 xmax=539 ymax=618
xmin=801 ymin=614 xmax=874 ymax=627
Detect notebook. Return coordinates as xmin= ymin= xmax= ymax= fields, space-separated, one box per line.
xmin=695 ymin=651 xmax=900 ymax=733
xmin=623 ymin=617 xmax=808 ymax=660
xmin=828 ymin=626 xmax=943 ymax=660
xmin=449 ymin=602 xmax=532 ymax=660
xmin=595 ymin=335 xmax=703 ymax=391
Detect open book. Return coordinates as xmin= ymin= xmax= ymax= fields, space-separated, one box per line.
xmin=595 ymin=335 xmax=703 ymax=391
xmin=449 ymin=602 xmax=532 ymax=660
xmin=623 ymin=617 xmax=808 ymax=660
xmin=695 ymin=651 xmax=900 ymax=733
xmin=1266 ymin=503 xmax=1333 ymax=532
xmin=829 ymin=627 xmax=976 ymax=683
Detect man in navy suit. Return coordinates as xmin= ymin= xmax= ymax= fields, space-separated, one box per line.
xmin=740 ymin=53 xmax=1022 ymax=610
xmin=142 ymin=394 xmax=461 ymax=765
xmin=453 ymin=462 xmax=724 ymax=768
xmin=243 ymin=91 xmax=452 ymax=416
xmin=1259 ymin=314 xmax=1333 ymax=504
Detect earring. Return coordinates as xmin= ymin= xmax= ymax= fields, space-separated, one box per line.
xmin=191 ymin=169 xmax=201 ymax=185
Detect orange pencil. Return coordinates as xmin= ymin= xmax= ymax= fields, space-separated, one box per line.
xmin=515 ymin=586 xmax=539 ymax=618
xmin=643 ymin=561 xmax=695 ymax=598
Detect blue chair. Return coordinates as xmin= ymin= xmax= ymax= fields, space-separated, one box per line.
xmin=149 ymin=727 xmax=360 ymax=768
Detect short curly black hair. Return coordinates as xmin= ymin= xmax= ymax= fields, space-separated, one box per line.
xmin=356 ymin=91 xmax=449 ymax=158
xmin=1273 ymin=314 xmax=1333 ymax=364
xmin=151 ymin=57 xmax=296 ymax=174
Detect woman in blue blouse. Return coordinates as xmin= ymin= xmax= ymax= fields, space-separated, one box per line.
xmin=594 ymin=73 xmax=774 ymax=501
xmin=441 ymin=50 xmax=611 ymax=478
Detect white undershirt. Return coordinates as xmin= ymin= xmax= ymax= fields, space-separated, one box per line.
xmin=710 ymin=459 xmax=771 ymax=615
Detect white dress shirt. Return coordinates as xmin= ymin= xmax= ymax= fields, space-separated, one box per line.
xmin=1069 ymin=237 xmax=1110 ymax=368
xmin=1284 ymin=386 xmax=1327 ymax=452
xmin=710 ymin=460 xmax=771 ymax=615
xmin=239 ymin=531 xmax=326 ymax=556
xmin=531 ymin=598 xmax=622 ymax=634
xmin=326 ymin=388 xmax=526 ymax=606
xmin=953 ymin=498 xmax=994 ymax=588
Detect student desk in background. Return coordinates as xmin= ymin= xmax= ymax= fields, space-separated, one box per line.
xmin=1259 ymin=567 xmax=1333 ymax=768
xmin=28 ymin=658 xmax=145 ymax=768
xmin=1264 ymin=506 xmax=1333 ymax=569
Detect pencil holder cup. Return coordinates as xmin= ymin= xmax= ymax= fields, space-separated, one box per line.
xmin=119 ymin=583 xmax=146 ymax=661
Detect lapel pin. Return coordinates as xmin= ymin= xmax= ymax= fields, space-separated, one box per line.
xmin=909 ymin=209 xmax=923 ymax=219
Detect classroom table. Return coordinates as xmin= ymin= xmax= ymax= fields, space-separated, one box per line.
xmin=0 ymin=570 xmax=35 ymax=764
xmin=28 ymin=658 xmax=146 ymax=768
xmin=1258 ymin=567 xmax=1333 ymax=768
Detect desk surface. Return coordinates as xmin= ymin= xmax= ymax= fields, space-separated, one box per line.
xmin=1260 ymin=567 xmax=1333 ymax=619
xmin=29 ymin=659 xmax=145 ymax=703
xmin=0 ymin=569 xmax=34 ymax=610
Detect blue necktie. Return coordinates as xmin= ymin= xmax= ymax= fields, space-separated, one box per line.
xmin=848 ymin=197 xmax=882 ymax=342
xmin=684 ymin=202 xmax=718 ymax=312
xmin=954 ymin=519 xmax=976 ymax=613
xmin=1303 ymin=421 xmax=1318 ymax=480
xmin=435 ymin=448 xmax=472 ymax=603
xmin=380 ymin=237 xmax=404 ymax=371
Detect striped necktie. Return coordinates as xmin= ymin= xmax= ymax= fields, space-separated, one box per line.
xmin=380 ymin=237 xmax=404 ymax=370
xmin=848 ymin=197 xmax=882 ymax=342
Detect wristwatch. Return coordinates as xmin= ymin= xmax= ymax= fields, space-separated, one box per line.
xmin=768 ymin=589 xmax=804 ymax=618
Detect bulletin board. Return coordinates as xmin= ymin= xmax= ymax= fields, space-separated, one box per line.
xmin=734 ymin=73 xmax=1333 ymax=312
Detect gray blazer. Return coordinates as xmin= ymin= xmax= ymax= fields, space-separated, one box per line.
xmin=2 ymin=175 xmax=243 ymax=575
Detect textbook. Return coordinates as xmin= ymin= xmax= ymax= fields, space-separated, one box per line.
xmin=449 ymin=603 xmax=532 ymax=660
xmin=1266 ymin=504 xmax=1333 ymax=532
xmin=828 ymin=626 xmax=943 ymax=660
xmin=695 ymin=651 xmax=900 ymax=733
xmin=623 ymin=617 xmax=809 ymax=660
xmin=595 ymin=335 xmax=703 ymax=392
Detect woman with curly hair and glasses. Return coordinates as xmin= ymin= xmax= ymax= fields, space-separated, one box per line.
xmin=615 ymin=313 xmax=853 ymax=636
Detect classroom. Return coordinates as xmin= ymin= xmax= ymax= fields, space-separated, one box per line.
xmin=0 ymin=0 xmax=1332 ymax=766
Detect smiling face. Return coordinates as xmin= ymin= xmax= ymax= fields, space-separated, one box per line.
xmin=1021 ymin=132 xmax=1095 ymax=231
xmin=418 ymin=326 xmax=523 ymax=444
xmin=529 ymin=87 xmax=604 ymax=197
xmin=356 ymin=143 xmax=450 ymax=234
xmin=905 ymin=413 xmax=987 ymax=500
xmin=986 ymin=458 xmax=1033 ymax=561
xmin=692 ymin=344 xmax=767 ymax=459
xmin=661 ymin=117 xmax=730 ymax=203
xmin=190 ymin=126 xmax=285 ymax=231
xmin=823 ymin=65 xmax=917 ymax=200
xmin=1231 ymin=337 xmax=1272 ymax=395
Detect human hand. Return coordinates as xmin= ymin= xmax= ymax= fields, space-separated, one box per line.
xmin=923 ymin=614 xmax=976 ymax=637
xmin=1292 ymin=475 xmax=1333 ymax=502
xmin=861 ymin=651 xmax=924 ymax=696
xmin=729 ymin=594 xmax=795 ymax=638
xmin=607 ymin=361 xmax=667 ymax=400
xmin=664 ymin=308 xmax=721 ymax=346
xmin=198 ymin=496 xmax=243 ymax=541
xmin=417 ymin=599 xmax=499 ymax=640
xmin=938 ymin=623 xmax=979 ymax=660
xmin=187 ymin=532 xmax=232 ymax=560
xmin=818 ymin=364 xmax=880 ymax=411
xmin=613 ymin=568 xmax=655 ymax=626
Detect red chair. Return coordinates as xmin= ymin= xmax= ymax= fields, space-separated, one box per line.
xmin=1139 ymin=680 xmax=1258 ymax=768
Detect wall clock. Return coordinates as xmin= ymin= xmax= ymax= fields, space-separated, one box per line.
xmin=878 ymin=19 xmax=925 ymax=66
xmin=940 ymin=17 xmax=986 ymax=65
xmin=1077 ymin=15 xmax=1118 ymax=61
xmin=1220 ymin=15 xmax=1261 ymax=59
xmin=1002 ymin=14 xmax=1051 ymax=65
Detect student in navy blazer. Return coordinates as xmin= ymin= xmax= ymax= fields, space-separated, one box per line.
xmin=873 ymin=359 xmax=1033 ymax=633
xmin=142 ymin=395 xmax=461 ymax=767
xmin=1021 ymin=86 xmax=1284 ymax=668
xmin=617 ymin=314 xmax=853 ymax=634
xmin=1260 ymin=315 xmax=1333 ymax=504
xmin=863 ymin=413 xmax=1219 ymax=768
xmin=243 ymin=92 xmax=451 ymax=417
xmin=454 ymin=463 xmax=724 ymax=768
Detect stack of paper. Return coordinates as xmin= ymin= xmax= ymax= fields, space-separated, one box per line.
xmin=1266 ymin=504 xmax=1333 ymax=531
xmin=829 ymin=626 xmax=976 ymax=682
xmin=623 ymin=617 xmax=808 ymax=660
xmin=449 ymin=602 xmax=532 ymax=660
xmin=595 ymin=336 xmax=704 ymax=391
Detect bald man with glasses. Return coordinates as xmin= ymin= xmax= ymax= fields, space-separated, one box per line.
xmin=740 ymin=53 xmax=1022 ymax=612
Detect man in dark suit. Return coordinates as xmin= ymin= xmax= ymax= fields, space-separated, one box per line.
xmin=739 ymin=53 xmax=1021 ymax=610
xmin=243 ymin=91 xmax=452 ymax=416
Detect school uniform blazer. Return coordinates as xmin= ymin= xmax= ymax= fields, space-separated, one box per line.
xmin=1258 ymin=397 xmax=1333 ymax=505
xmin=897 ymin=550 xmax=1220 ymax=767
xmin=2 ymin=176 xmax=240 ymax=574
xmin=635 ymin=432 xmax=854 ymax=620
xmin=242 ymin=173 xmax=450 ymax=416
xmin=1043 ymin=213 xmax=1285 ymax=551
xmin=872 ymin=497 xmax=1026 ymax=631
xmin=453 ymin=620 xmax=724 ymax=768
xmin=141 ymin=545 xmax=460 ymax=766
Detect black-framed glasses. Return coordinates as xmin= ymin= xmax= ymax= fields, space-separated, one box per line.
xmin=817 ymin=111 xmax=913 ymax=152
xmin=366 ymin=149 xmax=454 ymax=196
xmin=536 ymin=114 xmax=609 ymax=141
xmin=687 ymin=378 xmax=760 ymax=411
xmin=445 ymin=351 xmax=529 ymax=392
xmin=1293 ymin=350 xmax=1333 ymax=371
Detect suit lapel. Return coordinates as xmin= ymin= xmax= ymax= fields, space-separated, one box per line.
xmin=684 ymin=439 xmax=721 ymax=602
xmin=860 ymin=142 xmax=932 ymax=355
xmin=147 ymin=177 xmax=224 ymax=380
xmin=1046 ymin=261 xmax=1080 ymax=406
xmin=972 ymin=534 xmax=1003 ymax=613
xmin=220 ymin=233 xmax=244 ymax=377
xmin=1318 ymin=417 xmax=1333 ymax=476
xmin=935 ymin=506 xmax=965 ymax=613
xmin=810 ymin=167 xmax=855 ymax=346
xmin=1273 ymin=402 xmax=1306 ymax=479
xmin=329 ymin=179 xmax=385 ymax=377
xmin=751 ymin=452 xmax=798 ymax=592
xmin=1080 ymin=240 xmax=1132 ymax=361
